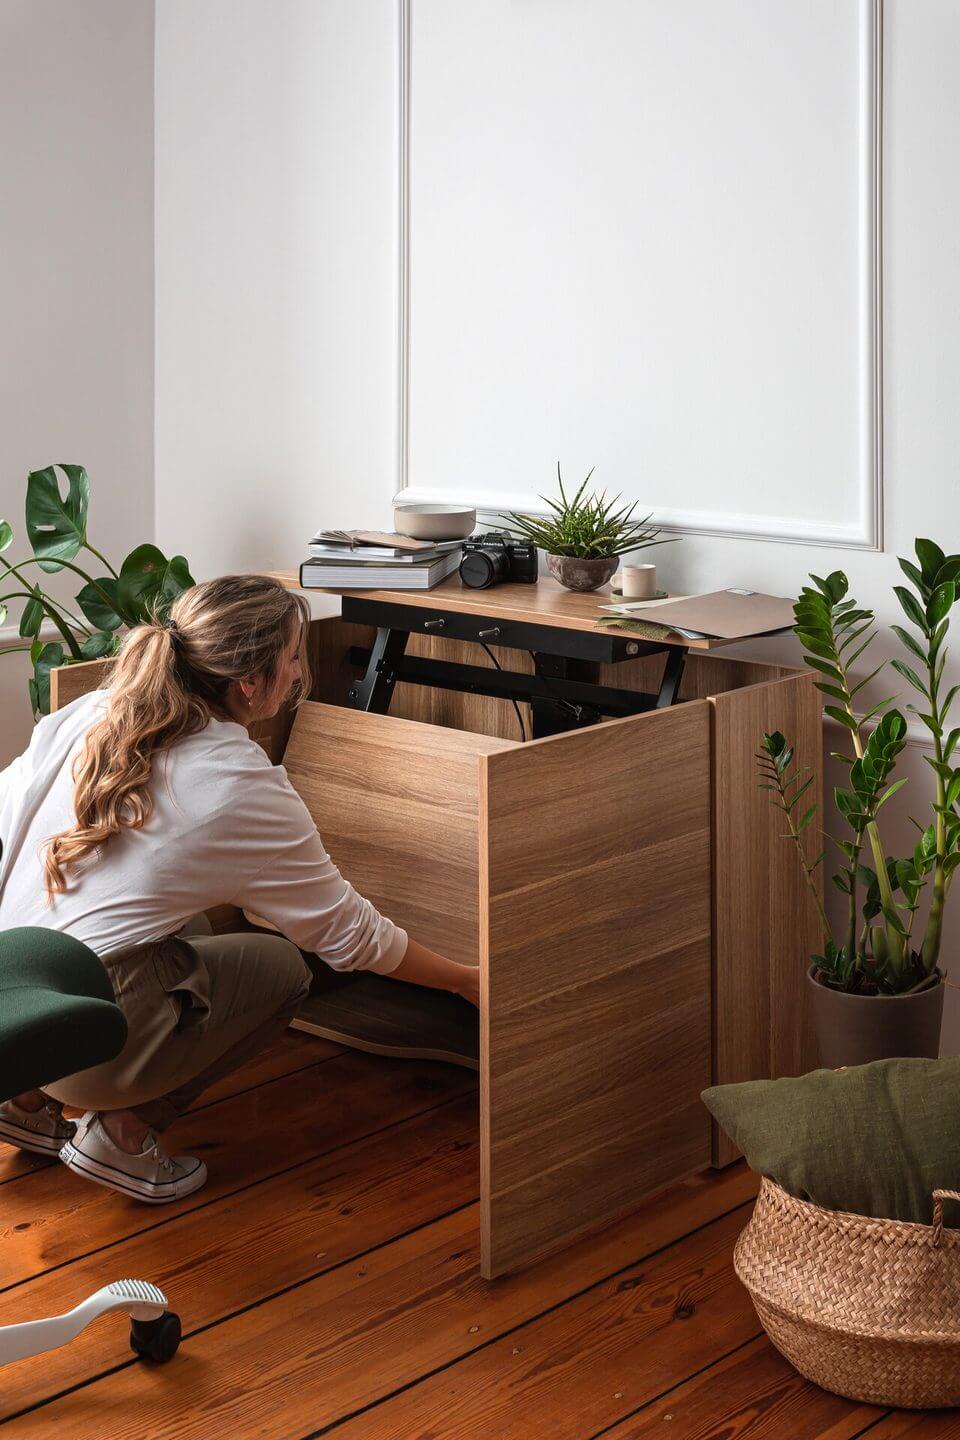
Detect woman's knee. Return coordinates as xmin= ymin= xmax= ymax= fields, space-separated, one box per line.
xmin=261 ymin=936 xmax=312 ymax=1008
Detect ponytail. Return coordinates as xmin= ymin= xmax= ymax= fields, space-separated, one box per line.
xmin=43 ymin=575 xmax=310 ymax=896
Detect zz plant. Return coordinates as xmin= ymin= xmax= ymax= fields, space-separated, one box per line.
xmin=757 ymin=540 xmax=960 ymax=996
xmin=0 ymin=465 xmax=194 ymax=715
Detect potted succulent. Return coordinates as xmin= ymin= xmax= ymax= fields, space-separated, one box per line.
xmin=757 ymin=540 xmax=960 ymax=1066
xmin=0 ymin=465 xmax=194 ymax=715
xmin=501 ymin=464 xmax=676 ymax=592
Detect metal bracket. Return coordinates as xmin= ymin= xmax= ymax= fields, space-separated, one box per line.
xmin=347 ymin=627 xmax=408 ymax=713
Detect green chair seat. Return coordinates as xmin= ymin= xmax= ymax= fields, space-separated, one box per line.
xmin=0 ymin=927 xmax=127 ymax=1103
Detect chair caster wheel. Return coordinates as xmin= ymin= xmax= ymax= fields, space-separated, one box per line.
xmin=130 ymin=1310 xmax=181 ymax=1363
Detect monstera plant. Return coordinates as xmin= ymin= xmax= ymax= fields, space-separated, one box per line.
xmin=0 ymin=465 xmax=194 ymax=715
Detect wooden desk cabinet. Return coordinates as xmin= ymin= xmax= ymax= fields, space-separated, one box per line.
xmin=51 ymin=612 xmax=821 ymax=1279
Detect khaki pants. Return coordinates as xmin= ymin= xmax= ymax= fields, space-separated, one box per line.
xmin=46 ymin=915 xmax=312 ymax=1131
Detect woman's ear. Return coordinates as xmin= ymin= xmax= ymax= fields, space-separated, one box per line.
xmin=239 ymin=677 xmax=257 ymax=705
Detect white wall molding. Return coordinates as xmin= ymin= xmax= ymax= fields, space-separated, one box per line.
xmin=394 ymin=0 xmax=411 ymax=501
xmin=0 ymin=619 xmax=58 ymax=646
xmin=394 ymin=0 xmax=885 ymax=552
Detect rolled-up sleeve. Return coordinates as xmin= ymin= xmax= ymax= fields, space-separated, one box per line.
xmin=228 ymin=761 xmax=408 ymax=975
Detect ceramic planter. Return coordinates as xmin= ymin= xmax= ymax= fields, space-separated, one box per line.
xmin=806 ymin=965 xmax=945 ymax=1069
xmin=547 ymin=553 xmax=618 ymax=592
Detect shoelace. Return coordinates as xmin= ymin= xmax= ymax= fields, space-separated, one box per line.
xmin=145 ymin=1140 xmax=176 ymax=1174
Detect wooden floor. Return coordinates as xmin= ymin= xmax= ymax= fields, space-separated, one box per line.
xmin=0 ymin=1032 xmax=954 ymax=1439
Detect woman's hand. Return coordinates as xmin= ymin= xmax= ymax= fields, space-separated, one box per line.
xmin=389 ymin=937 xmax=481 ymax=1009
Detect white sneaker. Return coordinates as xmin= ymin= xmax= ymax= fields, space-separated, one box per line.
xmin=60 ymin=1112 xmax=207 ymax=1204
xmin=0 ymin=1098 xmax=77 ymax=1156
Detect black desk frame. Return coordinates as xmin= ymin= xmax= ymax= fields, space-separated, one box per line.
xmin=340 ymin=595 xmax=688 ymax=739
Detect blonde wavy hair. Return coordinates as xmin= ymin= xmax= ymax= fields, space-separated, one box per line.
xmin=43 ymin=574 xmax=311 ymax=897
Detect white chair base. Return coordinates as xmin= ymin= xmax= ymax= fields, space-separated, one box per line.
xmin=0 ymin=1278 xmax=180 ymax=1366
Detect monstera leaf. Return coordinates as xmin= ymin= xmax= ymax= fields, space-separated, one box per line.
xmin=18 ymin=585 xmax=45 ymax=639
xmin=25 ymin=465 xmax=89 ymax=573
xmin=3 ymin=464 xmax=196 ymax=719
xmin=158 ymin=555 xmax=194 ymax=611
xmin=76 ymin=576 xmax=122 ymax=631
xmin=31 ymin=642 xmax=66 ymax=716
xmin=80 ymin=630 xmax=117 ymax=660
xmin=117 ymin=545 xmax=195 ymax=624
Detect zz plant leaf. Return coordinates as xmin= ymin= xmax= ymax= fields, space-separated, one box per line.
xmin=765 ymin=538 xmax=960 ymax=995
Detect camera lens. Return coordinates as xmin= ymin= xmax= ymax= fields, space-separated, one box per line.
xmin=459 ymin=548 xmax=510 ymax=589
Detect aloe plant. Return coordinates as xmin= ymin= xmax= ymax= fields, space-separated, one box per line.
xmin=757 ymin=541 xmax=960 ymax=996
xmin=501 ymin=464 xmax=677 ymax=560
xmin=0 ymin=465 xmax=194 ymax=715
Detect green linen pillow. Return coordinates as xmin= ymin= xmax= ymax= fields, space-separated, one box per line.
xmin=702 ymin=1057 xmax=960 ymax=1226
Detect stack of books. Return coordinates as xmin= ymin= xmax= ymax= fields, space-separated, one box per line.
xmin=299 ymin=530 xmax=464 ymax=590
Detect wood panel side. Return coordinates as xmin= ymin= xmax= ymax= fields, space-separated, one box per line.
xmin=710 ymin=671 xmax=822 ymax=1164
xmin=480 ymin=702 xmax=714 ymax=1278
xmin=282 ymin=702 xmax=513 ymax=968
xmin=49 ymin=658 xmax=114 ymax=711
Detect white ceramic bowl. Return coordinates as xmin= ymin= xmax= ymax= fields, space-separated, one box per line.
xmin=393 ymin=503 xmax=477 ymax=541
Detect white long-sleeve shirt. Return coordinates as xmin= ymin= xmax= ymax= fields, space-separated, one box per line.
xmin=0 ymin=690 xmax=407 ymax=974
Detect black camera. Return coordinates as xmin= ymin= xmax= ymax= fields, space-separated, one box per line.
xmin=458 ymin=532 xmax=539 ymax=589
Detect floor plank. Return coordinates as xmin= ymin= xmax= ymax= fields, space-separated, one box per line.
xmin=857 ymin=1415 xmax=960 ymax=1438
xmin=1 ymin=1030 xmax=910 ymax=1440
xmin=1 ymin=1168 xmax=758 ymax=1438
xmin=596 ymin=1334 xmax=882 ymax=1440
xmin=318 ymin=1204 xmax=759 ymax=1440
xmin=0 ymin=1094 xmax=479 ymax=1422
xmin=186 ymin=1029 xmax=345 ymax=1110
xmin=0 ymin=1032 xmax=344 ymax=1191
xmin=0 ymin=1052 xmax=475 ymax=1289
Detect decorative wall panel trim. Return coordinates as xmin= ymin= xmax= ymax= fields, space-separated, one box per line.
xmin=394 ymin=0 xmax=884 ymax=552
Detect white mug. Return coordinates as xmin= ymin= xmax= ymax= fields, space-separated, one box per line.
xmin=621 ymin=563 xmax=657 ymax=599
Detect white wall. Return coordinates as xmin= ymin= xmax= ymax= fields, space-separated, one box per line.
xmin=8 ymin=0 xmax=958 ymax=1039
xmin=154 ymin=0 xmax=399 ymax=579
xmin=154 ymin=0 xmax=960 ymax=1044
xmin=0 ymin=0 xmax=155 ymax=765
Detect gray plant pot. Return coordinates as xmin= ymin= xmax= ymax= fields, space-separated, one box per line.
xmin=547 ymin=553 xmax=619 ymax=592
xmin=806 ymin=964 xmax=945 ymax=1069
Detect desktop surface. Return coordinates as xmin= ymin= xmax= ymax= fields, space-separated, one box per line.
xmin=272 ymin=573 xmax=734 ymax=651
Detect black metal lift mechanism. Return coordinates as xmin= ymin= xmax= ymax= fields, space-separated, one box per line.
xmin=341 ymin=595 xmax=688 ymax=739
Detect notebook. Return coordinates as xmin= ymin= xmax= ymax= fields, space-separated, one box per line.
xmin=306 ymin=540 xmax=462 ymax=563
xmin=299 ymin=548 xmax=462 ymax=590
xmin=310 ymin=529 xmax=445 ymax=554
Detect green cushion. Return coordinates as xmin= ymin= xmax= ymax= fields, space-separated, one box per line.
xmin=702 ymin=1058 xmax=960 ymax=1227
xmin=0 ymin=927 xmax=127 ymax=1102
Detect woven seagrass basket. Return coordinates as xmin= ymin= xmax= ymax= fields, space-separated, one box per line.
xmin=734 ymin=1178 xmax=960 ymax=1408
